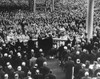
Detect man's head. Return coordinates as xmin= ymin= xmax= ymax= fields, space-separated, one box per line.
xmin=22 ymin=62 xmax=26 ymax=66
xmin=97 ymin=57 xmax=100 ymax=62
xmin=36 ymin=69 xmax=40 ymax=74
xmin=82 ymin=64 xmax=86 ymax=69
xmin=68 ymin=56 xmax=72 ymax=61
xmin=64 ymin=46 xmax=67 ymax=50
xmin=27 ymin=71 xmax=31 ymax=76
xmin=17 ymin=52 xmax=21 ymax=58
xmin=39 ymin=49 xmax=43 ymax=53
xmin=31 ymin=49 xmax=34 ymax=53
xmin=8 ymin=55 xmax=12 ymax=59
xmin=0 ymin=65 xmax=3 ymax=70
xmin=9 ymin=50 xmax=13 ymax=55
xmin=40 ymin=53 xmax=44 ymax=57
xmin=84 ymin=72 xmax=89 ymax=77
xmin=7 ymin=62 xmax=10 ymax=66
xmin=17 ymin=66 xmax=22 ymax=71
xmin=76 ymin=51 xmax=80 ymax=55
xmin=43 ymin=62 xmax=47 ymax=66
xmin=4 ymin=74 xmax=8 ymax=79
xmin=14 ymin=73 xmax=19 ymax=78
xmin=4 ymin=53 xmax=8 ymax=57
xmin=97 ymin=72 xmax=100 ymax=77
xmin=7 ymin=65 xmax=12 ymax=69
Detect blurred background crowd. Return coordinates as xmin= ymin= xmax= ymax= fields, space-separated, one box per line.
xmin=0 ymin=0 xmax=100 ymax=79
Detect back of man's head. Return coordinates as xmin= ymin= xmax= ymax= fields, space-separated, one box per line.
xmin=43 ymin=62 xmax=47 ymax=66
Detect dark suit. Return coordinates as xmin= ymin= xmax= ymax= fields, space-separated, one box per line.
xmin=28 ymin=39 xmax=35 ymax=50
xmin=5 ymin=68 xmax=15 ymax=79
xmin=0 ymin=69 xmax=5 ymax=79
xmin=64 ymin=60 xmax=74 ymax=79
xmin=29 ymin=57 xmax=37 ymax=68
xmin=22 ymin=66 xmax=29 ymax=77
xmin=74 ymin=63 xmax=82 ymax=79
xmin=30 ymin=67 xmax=37 ymax=78
xmin=36 ymin=56 xmax=46 ymax=68
xmin=40 ymin=66 xmax=50 ymax=76
xmin=16 ymin=71 xmax=25 ymax=79
xmin=45 ymin=73 xmax=56 ymax=79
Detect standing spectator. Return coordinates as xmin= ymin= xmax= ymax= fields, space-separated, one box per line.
xmin=21 ymin=62 xmax=29 ymax=77
xmin=36 ymin=53 xmax=46 ymax=68
xmin=78 ymin=64 xmax=86 ymax=79
xmin=64 ymin=56 xmax=74 ymax=79
xmin=74 ymin=59 xmax=82 ymax=79
xmin=15 ymin=53 xmax=23 ymax=68
xmin=29 ymin=53 xmax=37 ymax=69
xmin=30 ymin=64 xmax=38 ymax=78
xmin=40 ymin=62 xmax=50 ymax=78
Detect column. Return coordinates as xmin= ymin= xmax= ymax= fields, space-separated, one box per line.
xmin=34 ymin=0 xmax=36 ymax=13
xmin=51 ymin=0 xmax=54 ymax=12
xmin=86 ymin=0 xmax=94 ymax=40
xmin=29 ymin=0 xmax=36 ymax=12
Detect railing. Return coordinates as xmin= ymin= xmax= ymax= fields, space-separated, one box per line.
xmin=33 ymin=38 xmax=67 ymax=48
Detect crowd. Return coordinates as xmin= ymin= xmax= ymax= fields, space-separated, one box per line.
xmin=0 ymin=0 xmax=100 ymax=79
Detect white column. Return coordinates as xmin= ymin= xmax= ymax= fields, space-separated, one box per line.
xmin=52 ymin=0 xmax=54 ymax=12
xmin=86 ymin=0 xmax=94 ymax=40
xmin=34 ymin=0 xmax=36 ymax=12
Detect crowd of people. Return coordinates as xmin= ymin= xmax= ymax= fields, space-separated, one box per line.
xmin=0 ymin=0 xmax=100 ymax=79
